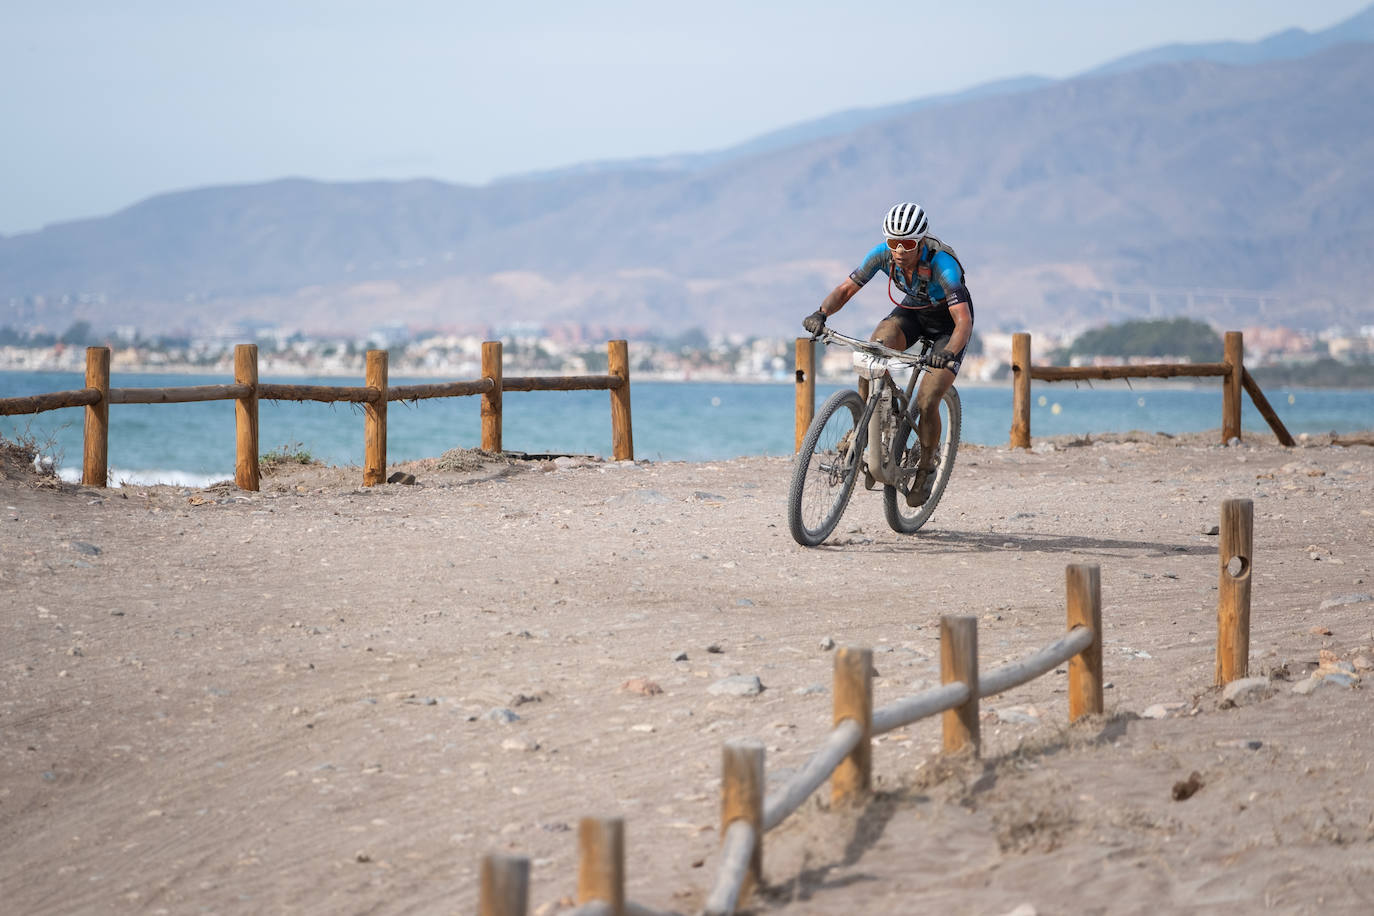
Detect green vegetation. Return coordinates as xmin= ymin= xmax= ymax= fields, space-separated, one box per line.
xmin=1054 ymin=318 xmax=1222 ymax=363
xmin=259 ymin=442 xmax=318 ymax=474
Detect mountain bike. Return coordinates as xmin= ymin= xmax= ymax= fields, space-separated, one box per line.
xmin=787 ymin=327 xmax=961 ymax=547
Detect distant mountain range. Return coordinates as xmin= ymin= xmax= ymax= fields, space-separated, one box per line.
xmin=3 ymin=6 xmax=1374 ymax=339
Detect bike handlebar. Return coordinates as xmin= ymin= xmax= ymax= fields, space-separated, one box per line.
xmin=813 ymin=327 xmax=930 ymax=367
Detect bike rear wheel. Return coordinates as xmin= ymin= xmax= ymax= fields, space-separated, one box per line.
xmin=788 ymin=389 xmax=865 ymax=547
xmin=883 ymin=387 xmax=961 ymax=534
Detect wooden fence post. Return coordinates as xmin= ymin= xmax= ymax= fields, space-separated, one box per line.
xmin=234 ymin=344 xmax=260 ymax=491
xmin=607 ymin=339 xmax=634 ymax=461
xmin=363 ymin=349 xmax=387 ymax=486
xmin=1010 ymin=332 xmax=1031 ymax=449
xmin=479 ymin=854 xmax=529 ymax=916
xmin=1066 ymin=563 xmax=1103 ymax=721
xmin=82 ymin=346 xmax=110 ymax=487
xmin=1216 ymin=498 xmax=1254 ymax=685
xmin=721 ymin=740 xmax=765 ymax=902
xmin=577 ymin=816 xmax=624 ymax=916
xmin=482 ymin=341 xmax=503 ymax=453
xmin=1223 ymin=331 xmax=1243 ymax=443
xmin=795 ymin=337 xmax=815 ymax=452
xmin=832 ymin=647 xmax=873 ymax=804
xmin=941 ymin=616 xmax=980 ymax=755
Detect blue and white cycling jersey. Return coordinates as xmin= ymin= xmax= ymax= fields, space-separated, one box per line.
xmin=849 ymin=242 xmax=965 ymax=310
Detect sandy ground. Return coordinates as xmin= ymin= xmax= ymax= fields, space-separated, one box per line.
xmin=2 ymin=430 xmax=1373 ymax=915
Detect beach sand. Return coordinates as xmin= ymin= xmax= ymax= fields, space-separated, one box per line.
xmin=2 ymin=431 xmax=1372 ymax=915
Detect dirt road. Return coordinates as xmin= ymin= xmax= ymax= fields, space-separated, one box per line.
xmin=2 ymin=432 xmax=1372 ymax=914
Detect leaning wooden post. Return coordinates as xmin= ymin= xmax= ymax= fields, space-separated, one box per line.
xmin=795 ymin=337 xmax=815 ymax=452
xmin=832 ymin=647 xmax=873 ymax=804
xmin=941 ymin=616 xmax=980 ymax=756
xmin=1066 ymin=563 xmax=1104 ymax=721
xmin=607 ymin=339 xmax=634 ymax=461
xmin=479 ymin=854 xmax=529 ymax=916
xmin=234 ymin=344 xmax=260 ymax=492
xmin=1215 ymin=498 xmax=1254 ymax=685
xmin=481 ymin=340 xmax=503 ymax=453
xmin=1222 ymin=331 xmax=1243 ymax=443
xmin=363 ymin=349 xmax=388 ymax=486
xmin=721 ymin=739 xmax=765 ymax=902
xmin=577 ymin=816 xmax=625 ymax=916
xmin=81 ymin=346 xmax=110 ymax=487
xmin=1010 ymin=332 xmax=1031 ymax=449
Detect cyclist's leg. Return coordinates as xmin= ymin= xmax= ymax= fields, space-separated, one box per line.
xmin=871 ymin=316 xmax=907 ymax=351
xmin=915 ymin=366 xmax=956 ymax=468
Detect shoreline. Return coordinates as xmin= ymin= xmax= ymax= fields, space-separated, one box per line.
xmin=7 ymin=363 xmax=1363 ymax=393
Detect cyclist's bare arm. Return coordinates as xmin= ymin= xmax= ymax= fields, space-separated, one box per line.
xmin=946 ymin=301 xmax=973 ymax=354
xmin=818 ymin=278 xmax=861 ymax=319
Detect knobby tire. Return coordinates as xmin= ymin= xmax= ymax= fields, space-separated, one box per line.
xmin=787 ymin=388 xmax=865 ymax=547
xmin=883 ymin=386 xmax=961 ymax=534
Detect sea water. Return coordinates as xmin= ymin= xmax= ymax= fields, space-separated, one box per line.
xmin=2 ymin=370 xmax=1370 ymax=487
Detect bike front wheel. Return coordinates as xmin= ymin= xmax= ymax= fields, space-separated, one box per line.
xmin=883 ymin=386 xmax=961 ymax=534
xmin=788 ymin=389 xmax=865 ymax=547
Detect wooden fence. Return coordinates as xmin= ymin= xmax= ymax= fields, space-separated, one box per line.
xmin=478 ymin=564 xmax=1106 ymax=916
xmin=1010 ymin=330 xmax=1293 ymax=448
xmin=0 ymin=341 xmax=634 ymax=488
xmin=478 ymin=497 xmax=1260 ymax=915
xmin=791 ymin=330 xmax=1295 ymax=452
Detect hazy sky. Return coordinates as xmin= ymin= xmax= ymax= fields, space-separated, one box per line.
xmin=2 ymin=0 xmax=1370 ymax=235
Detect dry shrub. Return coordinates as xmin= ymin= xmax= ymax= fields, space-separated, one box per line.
xmin=0 ymin=431 xmax=60 ymax=486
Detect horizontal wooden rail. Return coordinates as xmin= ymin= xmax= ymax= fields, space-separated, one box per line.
xmin=1028 ymin=362 xmax=1230 ymax=382
xmin=0 ymin=388 xmax=100 ymax=416
xmin=388 ymin=378 xmax=495 ymax=402
xmin=502 ymin=374 xmax=622 ymax=393
xmin=762 ymin=719 xmax=862 ymax=831
xmin=870 ymin=680 xmax=971 ymax=736
xmin=704 ymin=820 xmax=757 ymax=916
xmin=979 ymin=625 xmax=1094 ymax=698
xmin=110 ymin=383 xmax=251 ymax=405
xmin=256 ymin=383 xmax=381 ymax=403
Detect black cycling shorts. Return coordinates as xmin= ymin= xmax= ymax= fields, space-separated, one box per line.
xmin=884 ymin=296 xmax=975 ymax=375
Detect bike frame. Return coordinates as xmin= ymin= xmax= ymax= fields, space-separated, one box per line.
xmin=816 ymin=328 xmax=932 ymax=488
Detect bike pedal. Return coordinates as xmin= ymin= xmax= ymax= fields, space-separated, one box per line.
xmin=863 ymin=468 xmax=877 ymax=491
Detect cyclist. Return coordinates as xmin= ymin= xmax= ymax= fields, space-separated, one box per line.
xmin=803 ymin=202 xmax=973 ymax=504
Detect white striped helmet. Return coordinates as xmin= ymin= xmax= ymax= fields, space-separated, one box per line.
xmin=883 ymin=202 xmax=928 ymax=240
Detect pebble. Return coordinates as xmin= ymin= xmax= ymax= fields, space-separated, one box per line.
xmin=708 ymin=675 xmax=764 ymax=697
xmin=1202 ymin=524 xmax=1220 ymax=535
xmin=672 ymin=651 xmax=689 ymax=662
xmin=819 ymin=636 xmax=836 ymax=651
xmin=793 ymin=684 xmax=827 ymax=696
xmin=1215 ymin=739 xmax=1263 ymax=751
xmin=1221 ymin=677 xmax=1273 ymax=706
xmin=68 ymin=541 xmax=101 ymax=556
xmin=485 ymin=708 xmax=520 ymax=724
xmin=1141 ymin=702 xmax=1186 ymax=719
xmin=621 ymin=678 xmax=663 ymax=696
xmin=995 ymin=706 xmax=1041 ymax=725
xmin=1318 ymin=593 xmax=1373 ymax=610
xmin=501 ymin=737 xmax=539 ymax=752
